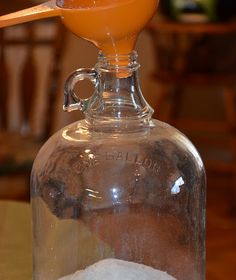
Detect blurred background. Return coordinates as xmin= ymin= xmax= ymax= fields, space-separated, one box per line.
xmin=0 ymin=0 xmax=236 ymax=279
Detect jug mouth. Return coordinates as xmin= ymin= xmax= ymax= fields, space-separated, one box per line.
xmin=96 ymin=51 xmax=140 ymax=71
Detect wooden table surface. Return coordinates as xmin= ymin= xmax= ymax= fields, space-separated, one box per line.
xmin=0 ymin=201 xmax=32 ymax=280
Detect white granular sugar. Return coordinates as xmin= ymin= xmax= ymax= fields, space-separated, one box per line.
xmin=59 ymin=258 xmax=177 ymax=280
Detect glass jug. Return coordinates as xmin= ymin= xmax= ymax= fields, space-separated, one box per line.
xmin=31 ymin=52 xmax=206 ymax=280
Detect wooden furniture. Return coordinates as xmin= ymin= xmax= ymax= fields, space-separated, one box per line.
xmin=0 ymin=2 xmax=67 ymax=200
xmin=0 ymin=201 xmax=32 ymax=280
xmin=147 ymin=19 xmax=236 ymax=178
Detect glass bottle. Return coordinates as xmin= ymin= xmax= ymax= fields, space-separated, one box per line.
xmin=31 ymin=52 xmax=206 ymax=280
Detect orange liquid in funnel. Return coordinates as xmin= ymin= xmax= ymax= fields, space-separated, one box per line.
xmin=59 ymin=0 xmax=158 ymax=55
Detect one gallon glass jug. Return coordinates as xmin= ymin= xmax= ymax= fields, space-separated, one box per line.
xmin=31 ymin=52 xmax=206 ymax=280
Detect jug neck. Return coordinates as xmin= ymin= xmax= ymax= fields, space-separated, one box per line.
xmin=85 ymin=52 xmax=154 ymax=129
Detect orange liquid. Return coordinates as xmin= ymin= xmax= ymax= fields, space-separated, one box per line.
xmin=59 ymin=0 xmax=158 ymax=55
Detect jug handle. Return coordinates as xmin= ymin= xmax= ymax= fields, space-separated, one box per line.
xmin=0 ymin=0 xmax=61 ymax=28
xmin=63 ymin=69 xmax=98 ymax=112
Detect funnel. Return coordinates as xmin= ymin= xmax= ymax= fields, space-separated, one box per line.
xmin=0 ymin=0 xmax=158 ymax=54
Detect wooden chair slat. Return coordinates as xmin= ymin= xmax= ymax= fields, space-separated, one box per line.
xmin=0 ymin=29 xmax=8 ymax=130
xmin=20 ymin=24 xmax=36 ymax=133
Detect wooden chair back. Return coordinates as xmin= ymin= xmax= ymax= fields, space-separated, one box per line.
xmin=146 ymin=19 xmax=236 ymax=176
xmin=0 ymin=18 xmax=67 ymax=200
xmin=0 ymin=19 xmax=66 ymax=140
